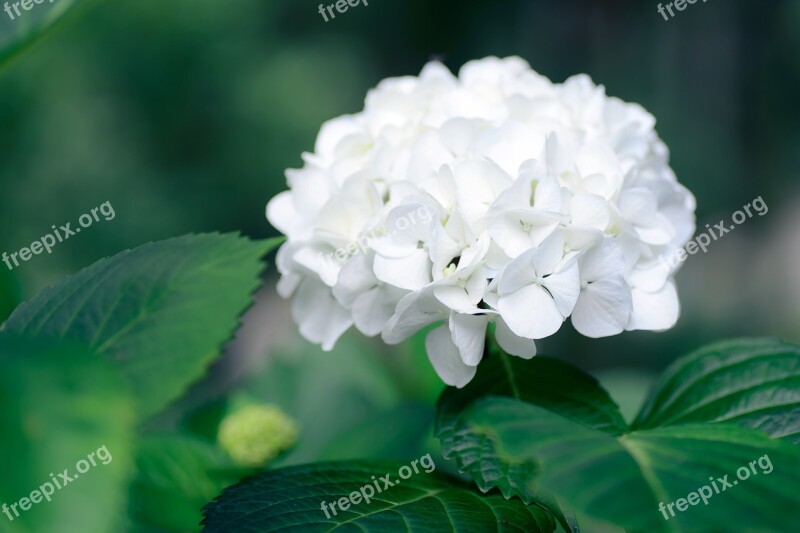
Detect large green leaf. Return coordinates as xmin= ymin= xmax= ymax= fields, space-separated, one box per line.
xmin=201 ymin=461 xmax=558 ymax=532
xmin=5 ymin=233 xmax=278 ymax=420
xmin=634 ymin=338 xmax=800 ymax=442
xmin=0 ymin=0 xmax=96 ymax=67
xmin=436 ymin=339 xmax=800 ymax=531
xmin=0 ymin=333 xmax=134 ymax=533
xmin=436 ymin=350 xmax=627 ymax=504
xmin=130 ymin=433 xmax=252 ymax=532
xmin=466 ymin=397 xmax=800 ymax=532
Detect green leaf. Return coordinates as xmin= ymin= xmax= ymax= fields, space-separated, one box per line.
xmin=436 ymin=339 xmax=800 ymax=531
xmin=466 ymin=397 xmax=800 ymax=532
xmin=130 ymin=434 xmax=252 ymax=533
xmin=634 ymin=338 xmax=800 ymax=443
xmin=5 ymin=233 xmax=279 ymax=420
xmin=0 ymin=333 xmax=134 ymax=533
xmin=0 ymin=0 xmax=95 ymax=68
xmin=436 ymin=351 xmax=627 ymax=504
xmin=201 ymin=461 xmax=558 ymax=532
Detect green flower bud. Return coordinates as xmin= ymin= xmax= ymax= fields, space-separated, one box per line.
xmin=218 ymin=404 xmax=298 ymax=466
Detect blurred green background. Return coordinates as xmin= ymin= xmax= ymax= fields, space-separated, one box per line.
xmin=0 ymin=0 xmax=798 ymax=498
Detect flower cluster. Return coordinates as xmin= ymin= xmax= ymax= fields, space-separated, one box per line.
xmin=267 ymin=56 xmax=696 ymax=387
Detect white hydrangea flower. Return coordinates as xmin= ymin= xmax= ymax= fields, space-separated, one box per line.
xmin=267 ymin=56 xmax=696 ymax=387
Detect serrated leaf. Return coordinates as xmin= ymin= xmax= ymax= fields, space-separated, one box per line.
xmin=5 ymin=233 xmax=279 ymax=420
xmin=0 ymin=333 xmax=134 ymax=533
xmin=201 ymin=461 xmax=558 ymax=532
xmin=633 ymin=338 xmax=800 ymax=442
xmin=436 ymin=351 xmax=627 ymax=505
xmin=130 ymin=433 xmax=252 ymax=533
xmin=466 ymin=397 xmax=800 ymax=532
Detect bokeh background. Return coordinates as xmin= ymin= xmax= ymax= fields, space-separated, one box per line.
xmin=0 ymin=0 xmax=798 ymax=520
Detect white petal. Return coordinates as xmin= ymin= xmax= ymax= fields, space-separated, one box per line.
xmin=495 ymin=318 xmax=536 ymax=359
xmin=382 ymin=290 xmax=447 ymax=344
xmin=579 ymin=238 xmax=625 ymax=282
xmin=286 ymin=167 xmax=332 ymax=215
xmin=541 ymin=260 xmax=581 ymax=316
xmin=532 ymin=230 xmax=567 ymax=276
xmin=497 ymin=248 xmax=538 ymax=295
xmin=332 ymin=253 xmax=375 ymax=307
xmin=532 ymin=175 xmax=564 ymax=212
xmin=276 ymin=272 xmax=301 ymax=299
xmin=266 ymin=191 xmax=302 ymax=237
xmin=627 ymin=259 xmax=671 ymax=292
xmin=350 ymin=285 xmax=405 ymax=337
xmin=487 ymin=212 xmax=539 ymax=259
xmin=488 ymin=209 xmax=561 ymax=258
xmin=464 ymin=266 xmax=489 ymax=304
xmin=386 ymin=203 xmax=435 ymax=244
xmin=433 ymin=285 xmax=475 ymax=313
xmin=408 ymin=131 xmax=454 ymax=179
xmin=498 ymin=284 xmax=564 ymax=339
xmin=626 ymin=280 xmax=680 ymax=331
xmin=570 ymin=193 xmax=610 ymax=231
xmin=634 ymin=213 xmax=675 ymax=245
xmin=457 ymin=233 xmax=491 ymax=272
xmin=439 ymin=118 xmax=486 ymax=156
xmin=619 ymin=188 xmax=657 ymax=224
xmin=430 ymin=222 xmax=465 ymax=275
xmin=572 ymin=278 xmax=632 ymax=338
xmin=454 ymin=158 xmax=513 ymax=222
xmin=373 ymin=249 xmax=431 ymax=290
xmin=314 ymin=115 xmax=363 ymax=157
xmin=449 ymin=313 xmax=490 ymax=366
xmin=292 ymin=281 xmax=352 ymax=351
xmin=426 ymin=325 xmax=478 ymax=388
xmin=293 ymin=245 xmax=343 ymax=287
xmin=419 ymin=168 xmax=456 ymax=211
xmin=563 ymin=227 xmax=604 ymax=254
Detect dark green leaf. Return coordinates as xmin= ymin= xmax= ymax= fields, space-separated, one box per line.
xmin=467 ymin=397 xmax=800 ymax=532
xmin=634 ymin=338 xmax=800 ymax=443
xmin=5 ymin=233 xmax=279 ymax=420
xmin=436 ymin=351 xmax=627 ymax=504
xmin=202 ymin=461 xmax=558 ymax=532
